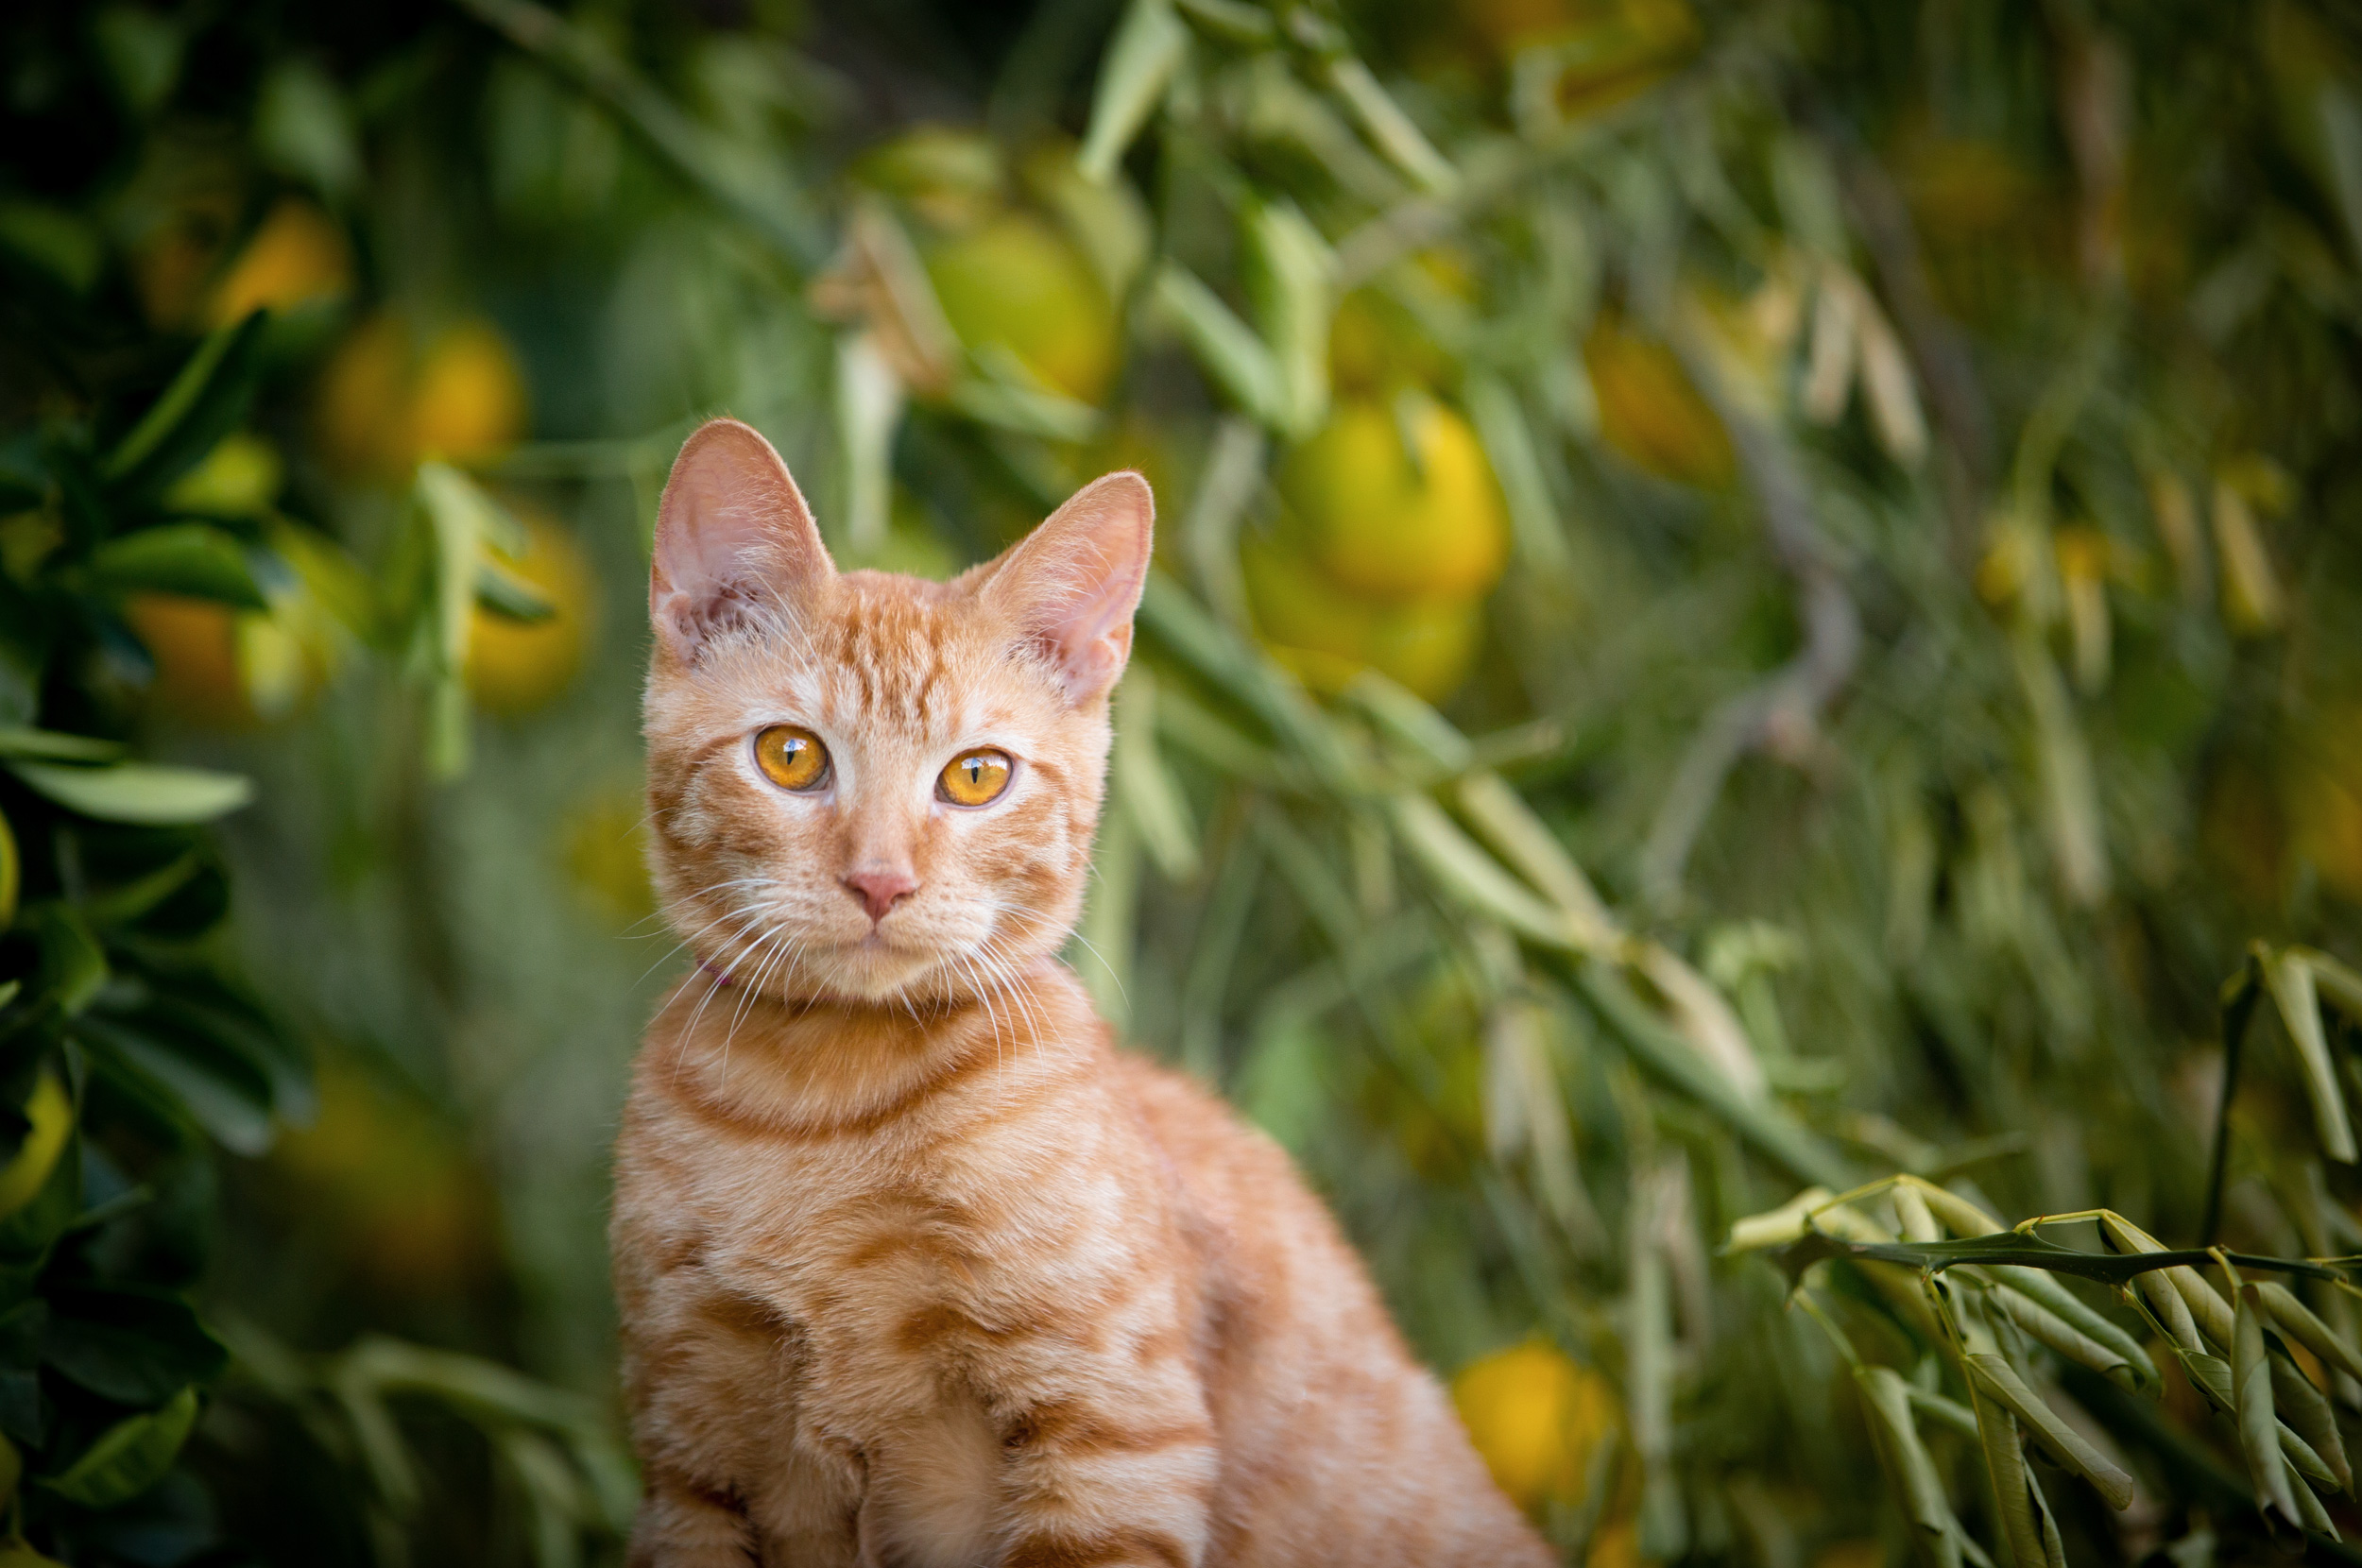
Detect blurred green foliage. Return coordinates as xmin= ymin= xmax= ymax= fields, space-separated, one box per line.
xmin=3 ymin=0 xmax=2362 ymax=1562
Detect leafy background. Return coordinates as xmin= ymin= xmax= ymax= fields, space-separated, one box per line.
xmin=1 ymin=0 xmax=2360 ymax=1563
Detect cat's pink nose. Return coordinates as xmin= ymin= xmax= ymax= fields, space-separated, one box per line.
xmin=844 ymin=870 xmax=918 ymax=923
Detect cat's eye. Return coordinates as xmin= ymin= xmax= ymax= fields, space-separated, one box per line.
xmin=754 ymin=725 xmax=830 ymax=792
xmin=938 ymin=749 xmax=1013 ymax=808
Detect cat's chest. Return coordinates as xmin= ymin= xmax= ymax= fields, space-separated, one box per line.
xmin=667 ymin=1104 xmax=1105 ymax=1349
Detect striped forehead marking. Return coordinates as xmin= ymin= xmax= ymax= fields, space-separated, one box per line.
xmin=818 ymin=594 xmax=966 ymax=732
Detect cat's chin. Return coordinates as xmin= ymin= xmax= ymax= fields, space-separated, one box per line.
xmin=802 ymin=938 xmax=964 ymax=1007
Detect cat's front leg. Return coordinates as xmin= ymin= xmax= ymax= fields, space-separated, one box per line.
xmin=627 ymin=1471 xmax=759 ymax=1568
xmin=991 ymin=1372 xmax=1220 ymax=1568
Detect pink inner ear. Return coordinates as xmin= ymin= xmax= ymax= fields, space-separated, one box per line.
xmin=986 ymin=471 xmax=1155 ymax=704
xmin=651 ymin=419 xmax=832 ymax=662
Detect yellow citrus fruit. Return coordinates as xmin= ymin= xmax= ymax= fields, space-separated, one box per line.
xmin=270 ymin=1060 xmax=494 ymax=1295
xmin=317 ymin=313 xmax=529 ymax=480
xmin=562 ymin=789 xmax=657 ymax=929
xmin=164 ymin=432 xmax=282 ymax=518
xmin=1584 ymin=315 xmax=1734 ymax=487
xmin=125 ymin=594 xmax=247 ymax=726
xmin=412 ymin=321 xmax=528 ymax=466
xmin=2290 ymin=702 xmax=2362 ymax=901
xmin=925 ymin=213 xmax=1117 ymax=404
xmin=1587 ymin=1520 xmax=1639 ymax=1568
xmin=1276 ymin=398 xmax=1510 ymax=602
xmin=317 ymin=314 xmax=417 ymax=479
xmin=0 ymin=1072 xmax=73 ymax=1220
xmin=125 ymin=588 xmax=334 ymax=728
xmin=206 ymin=198 xmax=352 ymax=327
xmin=468 ymin=511 xmax=591 ymax=716
xmin=1451 ymin=1339 xmax=1618 ymax=1515
xmin=1241 ymin=534 xmax=1486 ymax=702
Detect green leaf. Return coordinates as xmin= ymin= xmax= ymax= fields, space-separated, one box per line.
xmin=100 ymin=315 xmax=269 ymax=500
xmin=36 ymin=1384 xmax=199 ymax=1508
xmin=1113 ymin=670 xmax=1200 ymax=882
xmin=77 ymin=1010 xmax=278 ymax=1156
xmin=0 ymin=729 xmax=125 ymax=763
xmin=1153 ymin=264 xmax=1281 ymax=426
xmin=1971 ymin=1396 xmax=2045 ymax=1568
xmin=475 ymin=555 xmax=556 ymax=622
xmin=1390 ymin=791 xmax=1583 ymax=948
xmin=41 ymin=1287 xmax=227 ymax=1406
xmin=1242 ymin=200 xmax=1332 ymax=440
xmin=2261 ymin=945 xmax=2356 ymax=1163
xmin=1991 ymin=1266 xmax=2158 ymax=1387
xmin=1077 ymin=0 xmax=1188 ymax=183
xmin=2180 ymin=1349 xmax=2234 ymax=1411
xmin=5 ymin=760 xmax=252 ymax=825
xmin=2255 ymin=1281 xmax=2362 ymax=1384
xmin=2099 ymin=1213 xmax=2237 ymax=1348
xmin=1990 ymin=1285 xmax=2138 ymax=1389
xmin=88 ymin=522 xmax=268 ymax=609
xmin=1963 ymin=1353 xmax=2133 ymax=1509
xmin=1855 ymin=1365 xmax=1964 ymax=1568
xmin=1575 ymin=961 xmax=1849 ymax=1188
xmin=254 ymin=59 xmax=362 ymax=199
xmin=2234 ymin=1284 xmax=2309 ymax=1532
xmin=31 ymin=907 xmax=108 ymax=1018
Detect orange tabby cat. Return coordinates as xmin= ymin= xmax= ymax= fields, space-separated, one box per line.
xmin=612 ymin=418 xmax=1555 ymax=1567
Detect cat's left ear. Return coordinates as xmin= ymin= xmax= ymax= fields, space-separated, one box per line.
xmin=984 ymin=471 xmax=1154 ymax=705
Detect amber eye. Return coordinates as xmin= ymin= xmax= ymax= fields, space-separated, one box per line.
xmin=754 ymin=725 xmax=830 ymax=792
xmin=938 ymin=749 xmax=1013 ymax=807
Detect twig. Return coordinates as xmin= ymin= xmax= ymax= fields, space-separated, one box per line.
xmin=2203 ymin=955 xmax=2267 ymax=1248
xmin=1637 ymin=312 xmax=1860 ymax=911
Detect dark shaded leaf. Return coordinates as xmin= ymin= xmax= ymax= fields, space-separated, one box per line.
xmin=37 ymin=1383 xmax=198 ymax=1508
xmin=100 ymin=315 xmax=269 ymax=503
xmin=88 ymin=523 xmax=268 ymax=610
xmin=42 ymin=1288 xmax=225 ymax=1406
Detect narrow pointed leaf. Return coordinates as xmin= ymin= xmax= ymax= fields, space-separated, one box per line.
xmin=2236 ymin=1284 xmax=2302 ymax=1526
xmin=1991 ymin=1285 xmax=2137 ymax=1388
xmin=2262 ymin=947 xmax=2356 ymax=1162
xmin=1154 ymin=264 xmax=1280 ymax=425
xmin=2258 ymin=1280 xmax=2362 ymax=1384
xmin=1913 ymin=1182 xmax=2003 ymax=1237
xmin=8 ymin=760 xmax=253 ymax=825
xmin=2270 ymin=1345 xmax=2352 ymax=1491
xmin=2279 ymin=1417 xmax=2338 ymax=1492
xmin=1973 ymin=1399 xmax=2045 ymax=1568
xmin=1963 ymin=1354 xmax=2133 ymax=1508
xmin=1079 ymin=0 xmax=1188 ymax=182
xmin=1993 ymin=1266 xmax=2158 ymax=1386
xmin=2052 ymin=1217 xmax=2237 ymax=1341
xmin=1857 ymin=1366 xmax=1963 ymax=1568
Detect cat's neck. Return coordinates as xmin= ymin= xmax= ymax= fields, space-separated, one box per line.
xmin=648 ymin=956 xmax=1099 ymax=1135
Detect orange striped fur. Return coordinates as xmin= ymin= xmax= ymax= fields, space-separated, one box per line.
xmin=614 ymin=419 xmax=1553 ymax=1566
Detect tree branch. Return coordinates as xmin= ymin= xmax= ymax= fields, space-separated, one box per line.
xmin=1639 ymin=313 xmax=1860 ymax=912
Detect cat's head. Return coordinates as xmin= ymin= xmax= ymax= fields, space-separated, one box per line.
xmin=642 ymin=418 xmax=1152 ymax=1008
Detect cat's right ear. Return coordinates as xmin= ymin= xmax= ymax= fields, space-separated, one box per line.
xmin=650 ymin=418 xmax=833 ymax=663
